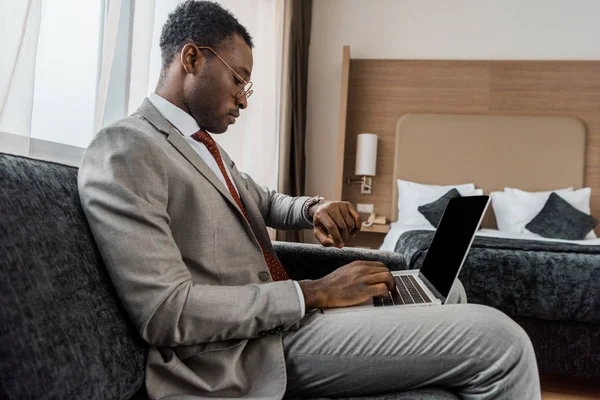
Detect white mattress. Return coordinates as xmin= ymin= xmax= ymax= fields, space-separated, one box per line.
xmin=379 ymin=223 xmax=600 ymax=252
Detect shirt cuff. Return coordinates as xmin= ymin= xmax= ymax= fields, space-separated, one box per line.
xmin=292 ymin=280 xmax=306 ymax=318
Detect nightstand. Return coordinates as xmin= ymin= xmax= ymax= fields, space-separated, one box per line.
xmin=347 ymin=224 xmax=391 ymax=249
xmin=359 ymin=224 xmax=390 ymax=234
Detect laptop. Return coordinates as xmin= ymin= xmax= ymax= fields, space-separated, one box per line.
xmin=324 ymin=195 xmax=490 ymax=313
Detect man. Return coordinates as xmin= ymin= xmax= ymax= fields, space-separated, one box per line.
xmin=78 ymin=1 xmax=541 ymax=399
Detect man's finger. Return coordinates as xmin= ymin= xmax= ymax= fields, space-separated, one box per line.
xmin=384 ymin=272 xmax=396 ymax=291
xmin=316 ymin=213 xmax=344 ymax=247
xmin=339 ymin=205 xmax=357 ymax=236
xmin=315 ymin=226 xmax=336 ymax=247
xmin=347 ymin=204 xmax=361 ymax=235
xmin=364 ymin=271 xmax=396 ymax=291
xmin=328 ymin=208 xmax=350 ymax=243
xmin=369 ymin=283 xmax=390 ymax=298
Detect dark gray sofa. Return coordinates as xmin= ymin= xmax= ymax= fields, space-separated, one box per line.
xmin=0 ymin=153 xmax=457 ymax=399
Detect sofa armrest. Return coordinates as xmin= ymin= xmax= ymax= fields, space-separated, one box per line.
xmin=273 ymin=241 xmax=408 ymax=281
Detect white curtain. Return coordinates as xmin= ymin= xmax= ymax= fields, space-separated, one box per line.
xmin=0 ymin=0 xmax=42 ymax=155
xmin=127 ymin=0 xmax=156 ymax=114
xmin=0 ymin=0 xmax=106 ymax=163
xmin=128 ymin=0 xmax=280 ymax=190
xmin=94 ymin=0 xmax=122 ymax=133
xmin=0 ymin=0 xmax=282 ymax=180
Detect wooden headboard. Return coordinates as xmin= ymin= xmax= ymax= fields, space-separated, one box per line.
xmin=337 ymin=51 xmax=600 ymax=240
xmin=392 ymin=113 xmax=586 ymax=228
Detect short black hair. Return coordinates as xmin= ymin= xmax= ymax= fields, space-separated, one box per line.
xmin=159 ymin=0 xmax=253 ymax=71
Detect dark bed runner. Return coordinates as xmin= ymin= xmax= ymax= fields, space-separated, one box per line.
xmin=396 ymin=230 xmax=600 ymax=257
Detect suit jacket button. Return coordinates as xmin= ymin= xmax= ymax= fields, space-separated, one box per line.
xmin=258 ymin=271 xmax=270 ymax=282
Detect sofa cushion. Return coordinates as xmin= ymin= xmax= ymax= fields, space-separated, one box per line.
xmin=0 ymin=153 xmax=147 ymax=400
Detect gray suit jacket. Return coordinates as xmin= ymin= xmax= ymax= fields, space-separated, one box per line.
xmin=78 ymin=99 xmax=312 ymax=399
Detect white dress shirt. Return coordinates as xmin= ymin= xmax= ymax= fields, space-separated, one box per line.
xmin=148 ymin=93 xmax=240 ymax=195
xmin=148 ymin=93 xmax=305 ymax=316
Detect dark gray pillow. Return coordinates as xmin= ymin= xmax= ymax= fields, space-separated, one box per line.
xmin=526 ymin=192 xmax=598 ymax=240
xmin=418 ymin=188 xmax=461 ymax=227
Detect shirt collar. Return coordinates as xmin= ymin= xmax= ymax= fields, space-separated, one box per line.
xmin=148 ymin=93 xmax=200 ymax=137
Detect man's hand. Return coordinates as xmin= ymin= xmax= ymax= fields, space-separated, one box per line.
xmin=298 ymin=261 xmax=395 ymax=309
xmin=310 ymin=200 xmax=361 ymax=248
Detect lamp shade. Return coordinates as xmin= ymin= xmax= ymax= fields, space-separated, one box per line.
xmin=355 ymin=133 xmax=378 ymax=176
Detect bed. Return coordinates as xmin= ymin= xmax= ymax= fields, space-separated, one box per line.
xmin=382 ymin=113 xmax=600 ymax=379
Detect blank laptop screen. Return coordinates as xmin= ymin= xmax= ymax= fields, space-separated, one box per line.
xmin=419 ymin=196 xmax=490 ymax=299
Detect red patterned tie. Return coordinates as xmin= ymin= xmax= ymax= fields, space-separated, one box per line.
xmin=192 ymin=130 xmax=289 ymax=281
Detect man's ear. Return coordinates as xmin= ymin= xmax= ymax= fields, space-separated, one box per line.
xmin=180 ymin=43 xmax=204 ymax=74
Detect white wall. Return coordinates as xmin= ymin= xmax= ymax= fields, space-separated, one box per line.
xmin=305 ymin=0 xmax=600 ymax=205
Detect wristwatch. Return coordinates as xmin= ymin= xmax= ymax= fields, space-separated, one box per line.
xmin=303 ymin=196 xmax=325 ymax=225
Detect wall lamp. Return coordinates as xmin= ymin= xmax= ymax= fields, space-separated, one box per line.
xmin=346 ymin=133 xmax=378 ymax=195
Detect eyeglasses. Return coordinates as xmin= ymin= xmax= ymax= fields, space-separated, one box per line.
xmin=194 ymin=45 xmax=253 ymax=100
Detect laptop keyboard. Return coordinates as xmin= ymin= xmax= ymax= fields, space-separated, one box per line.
xmin=373 ymin=275 xmax=432 ymax=307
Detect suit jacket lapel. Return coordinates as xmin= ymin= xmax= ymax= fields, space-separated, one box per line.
xmin=136 ymin=99 xmax=243 ymax=218
xmin=229 ymin=167 xmax=275 ymax=252
xmin=136 ymin=99 xmax=274 ymax=259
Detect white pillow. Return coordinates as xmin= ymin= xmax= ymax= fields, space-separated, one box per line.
xmin=464 ymin=189 xmax=485 ymax=196
xmin=490 ymin=191 xmax=513 ymax=232
xmin=504 ymin=187 xmax=573 ymax=195
xmin=493 ymin=187 xmax=574 ymax=232
xmin=514 ymin=188 xmax=595 ymax=240
xmin=493 ymin=187 xmax=596 ymax=240
xmin=492 ymin=187 xmax=575 ymax=232
xmin=396 ymin=179 xmax=478 ymax=227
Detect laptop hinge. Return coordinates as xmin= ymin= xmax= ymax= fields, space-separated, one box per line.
xmin=418 ymin=271 xmax=447 ymax=304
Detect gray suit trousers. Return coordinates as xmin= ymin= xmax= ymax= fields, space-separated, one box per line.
xmin=283 ymin=281 xmax=541 ymax=399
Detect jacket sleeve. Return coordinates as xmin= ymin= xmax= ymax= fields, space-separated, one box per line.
xmin=231 ymin=165 xmax=313 ymax=231
xmin=78 ymin=124 xmax=304 ymax=347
